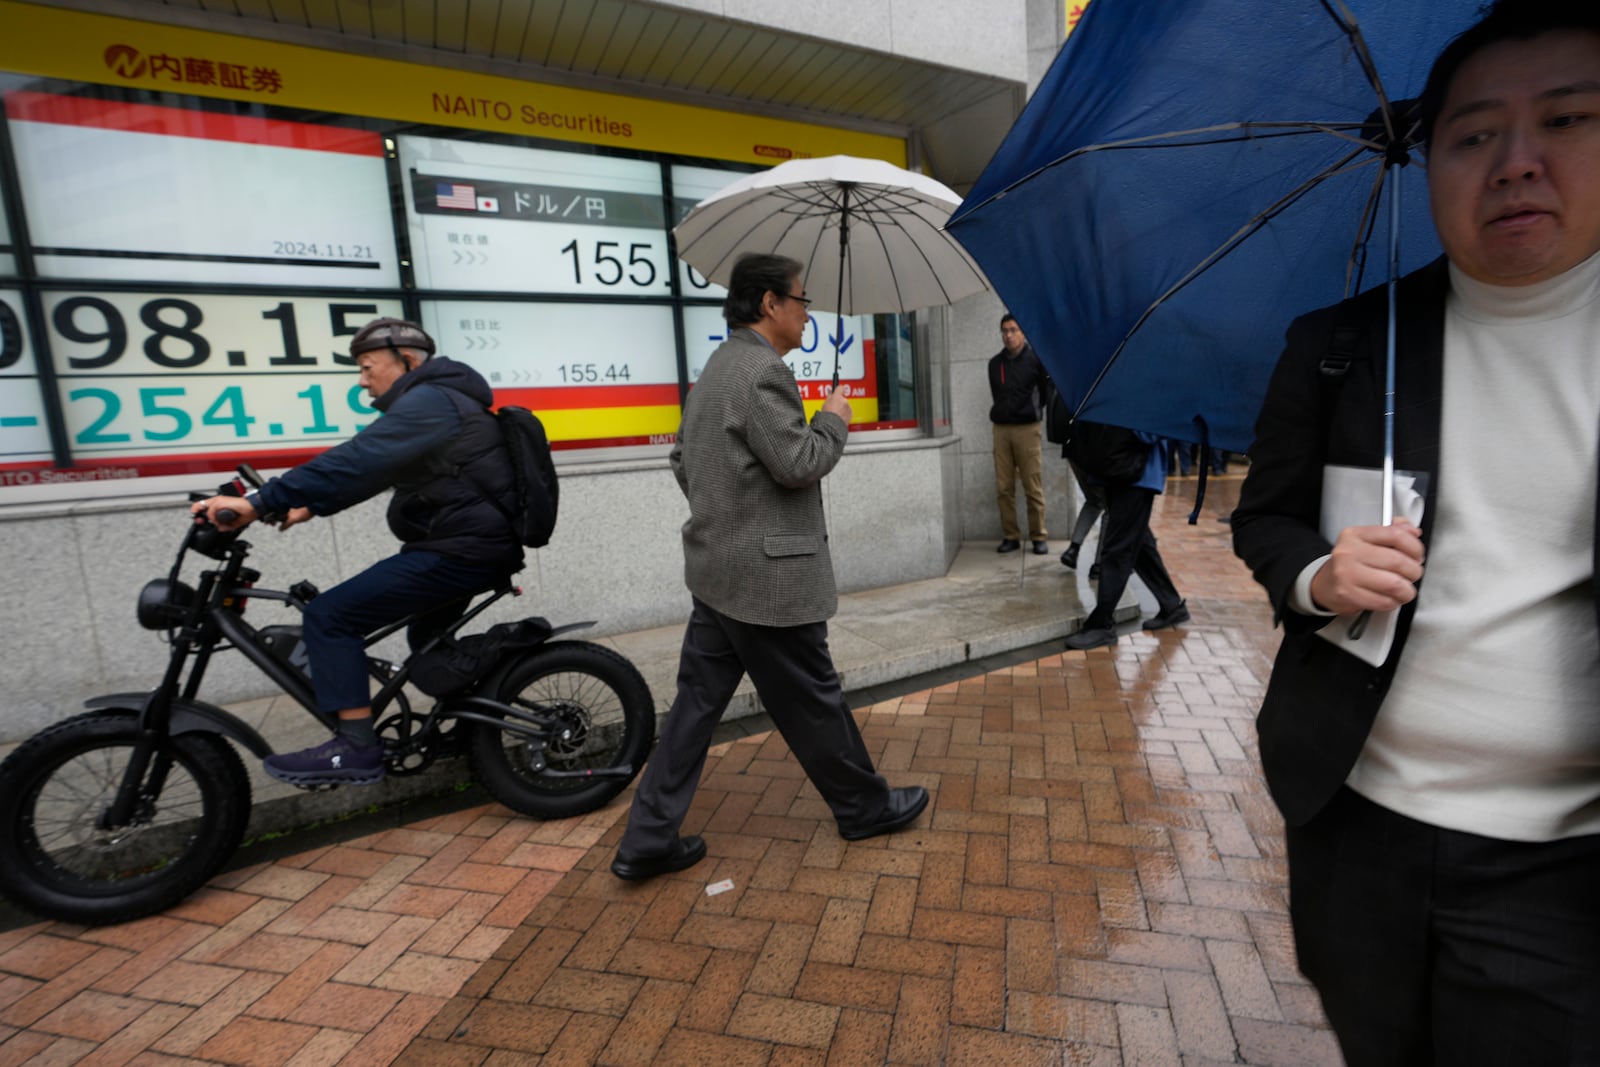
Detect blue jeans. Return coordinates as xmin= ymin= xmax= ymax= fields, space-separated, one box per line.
xmin=301 ymin=550 xmax=513 ymax=713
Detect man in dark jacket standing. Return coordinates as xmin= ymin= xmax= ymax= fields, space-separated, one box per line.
xmin=192 ymin=318 xmax=522 ymax=786
xmin=988 ymin=314 xmax=1050 ymax=553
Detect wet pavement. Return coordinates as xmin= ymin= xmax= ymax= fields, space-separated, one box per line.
xmin=0 ymin=474 xmax=1347 ymax=1066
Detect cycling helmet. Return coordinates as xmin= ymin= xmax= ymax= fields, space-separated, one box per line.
xmin=349 ymin=317 xmax=436 ymax=361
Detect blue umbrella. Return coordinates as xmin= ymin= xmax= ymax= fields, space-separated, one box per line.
xmin=946 ymin=0 xmax=1483 ymax=461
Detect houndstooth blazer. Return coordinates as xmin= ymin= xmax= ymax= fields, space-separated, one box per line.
xmin=670 ymin=327 xmax=848 ymax=627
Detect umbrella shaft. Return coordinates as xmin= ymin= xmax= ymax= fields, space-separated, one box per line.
xmin=1381 ymin=164 xmax=1401 ymax=527
xmin=833 ymin=186 xmax=850 ymax=390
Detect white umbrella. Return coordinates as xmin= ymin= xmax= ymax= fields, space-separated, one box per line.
xmin=674 ymin=155 xmax=990 ymax=385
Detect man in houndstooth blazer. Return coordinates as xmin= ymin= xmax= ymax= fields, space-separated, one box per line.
xmin=612 ymin=253 xmax=929 ymax=881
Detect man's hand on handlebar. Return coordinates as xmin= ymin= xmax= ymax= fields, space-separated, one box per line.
xmin=193 ymin=495 xmax=257 ymax=531
xmin=192 ymin=496 xmax=312 ymax=532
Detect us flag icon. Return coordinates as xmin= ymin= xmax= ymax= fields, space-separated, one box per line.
xmin=436 ymin=183 xmax=476 ymax=209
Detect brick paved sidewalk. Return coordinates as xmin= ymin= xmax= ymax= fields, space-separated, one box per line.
xmin=0 ymin=476 xmax=1346 ymax=1066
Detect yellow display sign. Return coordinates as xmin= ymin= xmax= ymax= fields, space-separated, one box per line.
xmin=542 ymin=405 xmax=682 ymax=443
xmin=0 ymin=0 xmax=905 ymax=167
xmin=1065 ymin=1 xmax=1094 ymax=39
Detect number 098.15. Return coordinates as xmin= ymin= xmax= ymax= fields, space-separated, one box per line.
xmin=51 ymin=296 xmax=382 ymax=369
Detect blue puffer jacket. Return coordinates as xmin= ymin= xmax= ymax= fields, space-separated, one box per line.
xmin=256 ymin=357 xmax=523 ymax=570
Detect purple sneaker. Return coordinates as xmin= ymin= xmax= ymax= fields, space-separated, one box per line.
xmin=264 ymin=735 xmax=385 ymax=786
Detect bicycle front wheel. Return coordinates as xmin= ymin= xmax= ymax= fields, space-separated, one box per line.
xmin=0 ymin=711 xmax=251 ymax=924
xmin=467 ymin=641 xmax=655 ymax=819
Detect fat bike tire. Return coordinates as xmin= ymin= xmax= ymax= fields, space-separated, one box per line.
xmin=0 ymin=711 xmax=251 ymax=925
xmin=467 ymin=641 xmax=655 ymax=819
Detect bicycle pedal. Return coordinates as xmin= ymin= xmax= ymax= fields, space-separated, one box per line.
xmin=294 ymin=782 xmax=342 ymax=793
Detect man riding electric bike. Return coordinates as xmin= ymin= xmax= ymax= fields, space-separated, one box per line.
xmin=192 ymin=317 xmax=522 ymax=786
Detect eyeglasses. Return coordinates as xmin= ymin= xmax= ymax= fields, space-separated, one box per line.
xmin=777 ymin=291 xmax=812 ymax=306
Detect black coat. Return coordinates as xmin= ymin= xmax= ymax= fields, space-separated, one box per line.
xmin=258 ymin=357 xmax=522 ymax=570
xmin=987 ymin=344 xmax=1050 ymax=424
xmin=1231 ymin=259 xmax=1450 ymax=826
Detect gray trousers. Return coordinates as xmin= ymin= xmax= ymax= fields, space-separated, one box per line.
xmin=618 ymin=598 xmax=891 ymax=857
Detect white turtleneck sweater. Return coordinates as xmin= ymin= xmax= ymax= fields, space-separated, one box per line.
xmin=1342 ymin=248 xmax=1600 ymax=842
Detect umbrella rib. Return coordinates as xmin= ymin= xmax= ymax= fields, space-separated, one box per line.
xmin=1074 ymin=147 xmax=1378 ymax=417
xmin=1344 ymin=159 xmax=1390 ymax=299
xmin=957 ymin=122 xmax=1386 ymax=219
xmin=677 ymin=213 xmax=770 ymax=279
xmin=1094 ymin=124 xmax=1382 ymax=154
xmin=856 ymin=196 xmax=986 ymax=308
xmin=679 ymin=184 xmax=846 ymax=280
xmin=802 ymin=204 xmax=835 ymax=308
xmin=862 ymin=201 xmax=927 ymax=314
xmin=1320 ymin=0 xmax=1400 ymax=141
xmin=1076 ymin=121 xmax=1372 ymax=154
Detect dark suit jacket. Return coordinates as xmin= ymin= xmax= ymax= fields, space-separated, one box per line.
xmin=670 ymin=326 xmax=848 ymax=628
xmin=1232 ymin=259 xmax=1451 ymax=827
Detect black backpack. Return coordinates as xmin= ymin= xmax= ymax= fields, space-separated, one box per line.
xmin=1063 ymin=419 xmax=1149 ymax=485
xmin=498 ymin=406 xmax=560 ymax=548
xmin=466 ymin=406 xmax=560 ymax=548
xmin=409 ymin=617 xmax=554 ymax=696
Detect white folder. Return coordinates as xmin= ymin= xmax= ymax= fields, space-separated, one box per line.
xmin=1315 ymin=464 xmax=1427 ymax=668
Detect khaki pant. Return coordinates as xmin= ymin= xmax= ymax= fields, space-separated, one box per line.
xmin=992 ymin=421 xmax=1046 ymax=540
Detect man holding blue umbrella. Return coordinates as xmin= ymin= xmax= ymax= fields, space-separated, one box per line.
xmin=1233 ymin=3 xmax=1600 ymax=1062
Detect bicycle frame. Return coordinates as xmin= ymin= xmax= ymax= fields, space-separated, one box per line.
xmin=102 ymin=519 xmax=607 ymax=824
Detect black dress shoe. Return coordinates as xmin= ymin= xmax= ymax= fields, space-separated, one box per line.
xmin=610 ymin=834 xmax=707 ymax=881
xmin=1141 ymin=601 xmax=1191 ymax=631
xmin=1088 ymin=563 xmax=1102 ymax=580
xmin=1060 ymin=543 xmax=1080 ymax=569
xmin=1032 ymin=540 xmax=1049 ymax=555
xmin=996 ymin=539 xmax=1021 ymax=553
xmin=838 ymin=786 xmax=929 ymax=841
xmin=1063 ymin=626 xmax=1118 ymax=651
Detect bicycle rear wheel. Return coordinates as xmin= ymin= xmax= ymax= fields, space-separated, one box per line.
xmin=0 ymin=711 xmax=250 ymax=924
xmin=467 ymin=641 xmax=654 ymax=819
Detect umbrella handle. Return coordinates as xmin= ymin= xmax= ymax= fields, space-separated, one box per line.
xmin=1347 ymin=162 xmax=1405 ymax=646
xmin=831 ymin=310 xmax=840 ymax=388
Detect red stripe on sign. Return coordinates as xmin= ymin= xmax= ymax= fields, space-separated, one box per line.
xmin=848 ymin=419 xmax=918 ymax=432
xmin=494 ymin=384 xmax=681 ymax=411
xmin=2 ymin=91 xmax=384 ymax=157
xmin=551 ymin=435 xmax=664 ymax=450
xmin=0 ymin=447 xmax=335 ymax=483
xmin=789 ymin=375 xmax=876 ymax=403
